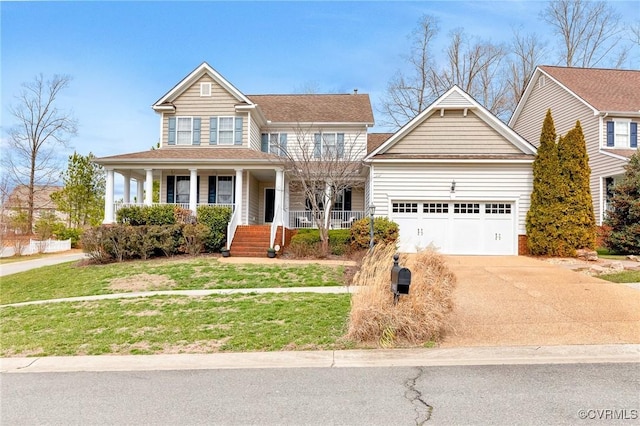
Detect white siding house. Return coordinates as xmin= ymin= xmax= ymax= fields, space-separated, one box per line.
xmin=366 ymin=86 xmax=536 ymax=255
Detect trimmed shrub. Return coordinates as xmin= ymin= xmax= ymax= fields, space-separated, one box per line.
xmin=116 ymin=204 xmax=178 ymax=226
xmin=289 ymin=228 xmax=352 ymax=256
xmin=81 ymin=226 xmax=113 ymax=263
xmin=196 ymin=205 xmax=232 ymax=252
xmin=350 ymin=217 xmax=399 ymax=250
xmin=182 ymin=223 xmax=210 ymax=256
xmin=116 ymin=206 xmax=146 ymax=225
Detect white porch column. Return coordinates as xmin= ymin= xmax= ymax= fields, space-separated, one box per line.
xmin=123 ymin=173 xmax=130 ymax=204
xmin=144 ymin=169 xmax=153 ymax=206
xmin=275 ymin=168 xmax=284 ymax=226
xmin=137 ymin=179 xmax=144 ymax=204
xmin=189 ymin=168 xmax=198 ymax=214
xmin=103 ymin=168 xmax=115 ymax=224
xmin=235 ymin=168 xmax=243 ymax=224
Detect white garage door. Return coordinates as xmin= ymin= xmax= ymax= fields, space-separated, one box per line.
xmin=392 ymin=201 xmax=515 ymax=255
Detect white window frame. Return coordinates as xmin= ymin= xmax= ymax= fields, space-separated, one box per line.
xmin=613 ymin=119 xmax=631 ymax=148
xmin=217 ymin=116 xmax=235 ymax=146
xmin=175 ymin=176 xmax=191 ymax=203
xmin=216 ymin=176 xmax=234 ymax=204
xmin=200 ymin=82 xmax=212 ymax=97
xmin=176 ymin=117 xmax=194 ymax=145
xmin=315 ymin=132 xmax=344 ymax=157
xmin=268 ymin=133 xmax=281 ymax=155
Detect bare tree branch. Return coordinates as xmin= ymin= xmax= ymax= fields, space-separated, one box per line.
xmin=541 ymin=0 xmax=630 ymax=68
xmin=2 ymin=74 xmax=78 ymax=231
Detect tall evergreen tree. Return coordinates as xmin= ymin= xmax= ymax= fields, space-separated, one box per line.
xmin=557 ymin=121 xmax=597 ymax=254
xmin=51 ymin=152 xmax=105 ymax=228
xmin=605 ymin=151 xmax=640 ymax=254
xmin=526 ymin=109 xmax=564 ymax=255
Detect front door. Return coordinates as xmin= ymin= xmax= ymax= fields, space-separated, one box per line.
xmin=264 ymin=188 xmax=275 ymax=223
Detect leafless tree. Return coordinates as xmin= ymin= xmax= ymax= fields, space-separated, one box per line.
xmin=275 ymin=125 xmax=366 ymax=256
xmin=3 ymin=74 xmax=77 ymax=231
xmin=378 ymin=14 xmax=440 ymax=129
xmin=506 ymin=29 xmax=548 ymax=113
xmin=434 ymin=29 xmax=510 ymax=120
xmin=541 ymin=0 xmax=629 ymax=68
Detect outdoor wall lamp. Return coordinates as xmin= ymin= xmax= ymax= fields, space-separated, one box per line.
xmin=368 ymin=204 xmax=376 ymax=249
xmin=450 ymin=180 xmax=456 ymax=193
xmin=390 ymin=253 xmax=412 ymax=305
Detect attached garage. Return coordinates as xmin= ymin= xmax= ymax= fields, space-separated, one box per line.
xmin=365 ymin=86 xmax=537 ymax=255
xmin=391 ymin=200 xmax=516 ymax=254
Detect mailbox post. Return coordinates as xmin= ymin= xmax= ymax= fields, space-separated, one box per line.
xmin=390 ymin=253 xmax=411 ymax=305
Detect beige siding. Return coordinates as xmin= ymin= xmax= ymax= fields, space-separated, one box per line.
xmin=387 ymin=110 xmax=522 ymax=155
xmin=372 ymin=163 xmax=533 ymax=234
xmin=263 ymin=125 xmax=368 ymax=161
xmin=512 ymin=74 xmax=629 ymax=223
xmin=247 ymin=173 xmax=260 ymax=225
xmin=288 ymin=185 xmax=365 ymax=211
xmin=249 ymin=114 xmax=262 ymax=152
xmin=161 ymin=75 xmax=248 ymax=148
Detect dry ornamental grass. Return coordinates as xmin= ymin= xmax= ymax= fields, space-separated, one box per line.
xmin=347 ymin=244 xmax=457 ymax=347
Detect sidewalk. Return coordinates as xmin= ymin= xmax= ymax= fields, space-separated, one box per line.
xmin=2 ymin=344 xmax=638 ymax=373
xmin=0 ymin=252 xmax=89 ymax=277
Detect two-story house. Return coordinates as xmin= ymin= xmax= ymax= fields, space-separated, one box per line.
xmin=509 ymin=66 xmax=640 ymax=225
xmin=95 ymin=62 xmax=373 ymax=255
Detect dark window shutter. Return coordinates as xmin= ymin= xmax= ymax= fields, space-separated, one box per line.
xmin=196 ymin=176 xmax=200 ymax=203
xmin=344 ymin=188 xmax=352 ymax=211
xmin=168 ymin=117 xmax=176 ymax=145
xmin=606 ymin=121 xmax=614 ymax=147
xmin=337 ymin=133 xmax=345 ymax=158
xmin=166 ymin=176 xmax=175 ymax=203
xmin=210 ymin=117 xmax=218 ymax=145
xmin=280 ymin=133 xmax=287 ymax=156
xmin=208 ymin=176 xmax=217 ymax=203
xmin=314 ymin=133 xmax=321 ymax=158
xmin=193 ymin=118 xmax=201 ymax=145
xmin=631 ymin=122 xmax=637 ymax=148
xmin=261 ymin=133 xmax=269 ymax=152
xmin=234 ymin=117 xmax=243 ymax=145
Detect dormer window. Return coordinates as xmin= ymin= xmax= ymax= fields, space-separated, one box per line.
xmin=200 ymin=82 xmax=211 ymax=97
xmin=606 ymin=120 xmax=638 ymax=149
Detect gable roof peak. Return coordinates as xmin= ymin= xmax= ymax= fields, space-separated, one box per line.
xmin=152 ymin=62 xmax=252 ymax=110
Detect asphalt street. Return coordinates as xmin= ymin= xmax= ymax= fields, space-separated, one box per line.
xmin=2 ymin=363 xmax=639 ymax=425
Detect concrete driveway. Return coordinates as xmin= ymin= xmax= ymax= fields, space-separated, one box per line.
xmin=441 ymin=256 xmax=640 ymax=347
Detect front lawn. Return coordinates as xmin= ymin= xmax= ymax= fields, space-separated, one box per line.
xmin=0 ymin=256 xmax=346 ymax=305
xmin=598 ymin=270 xmax=640 ymax=283
xmin=0 ymin=293 xmax=352 ymax=357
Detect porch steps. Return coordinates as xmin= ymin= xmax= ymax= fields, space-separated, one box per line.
xmin=230 ymin=225 xmax=290 ymax=257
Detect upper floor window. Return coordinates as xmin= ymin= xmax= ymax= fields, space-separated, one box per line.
xmin=606 ymin=120 xmax=638 ymax=149
xmin=314 ymin=133 xmax=345 ymax=158
xmin=200 ymin=82 xmax=211 ymax=97
xmin=261 ymin=133 xmax=288 ymax=156
xmin=168 ymin=117 xmax=201 ymax=146
xmin=210 ymin=116 xmax=243 ymax=146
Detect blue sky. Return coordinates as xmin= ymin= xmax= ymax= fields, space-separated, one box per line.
xmin=2 ymin=0 xmax=639 ymax=165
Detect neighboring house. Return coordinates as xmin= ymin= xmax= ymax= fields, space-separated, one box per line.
xmin=3 ymin=185 xmax=66 ymax=229
xmin=95 ymin=62 xmax=373 ymax=255
xmin=509 ymin=66 xmax=640 ymax=225
xmin=366 ymin=86 xmax=536 ymax=255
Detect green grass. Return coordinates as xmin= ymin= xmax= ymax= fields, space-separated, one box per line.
xmin=0 ymin=293 xmax=353 ymax=357
xmin=598 ymin=270 xmax=640 ymax=283
xmin=595 ymin=248 xmax=629 ymax=260
xmin=0 ymin=257 xmax=346 ymax=305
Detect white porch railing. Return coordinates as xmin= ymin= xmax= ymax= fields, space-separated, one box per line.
xmin=289 ymin=210 xmax=365 ymax=230
xmin=226 ymin=207 xmax=240 ymax=250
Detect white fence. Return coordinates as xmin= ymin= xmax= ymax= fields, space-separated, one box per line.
xmin=0 ymin=239 xmax=72 ymax=258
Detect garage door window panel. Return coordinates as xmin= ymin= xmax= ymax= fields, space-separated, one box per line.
xmin=424 ymin=203 xmax=448 ymax=214
xmin=392 ymin=202 xmax=418 ymax=213
xmin=485 ymin=203 xmax=512 ymax=214
xmin=454 ymin=203 xmax=480 ymax=214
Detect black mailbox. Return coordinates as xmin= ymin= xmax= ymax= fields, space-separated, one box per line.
xmin=390 ymin=253 xmax=411 ymax=302
xmin=396 ymin=268 xmax=411 ymax=294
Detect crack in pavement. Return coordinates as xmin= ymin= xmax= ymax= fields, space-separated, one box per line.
xmin=404 ymin=367 xmax=433 ymax=425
